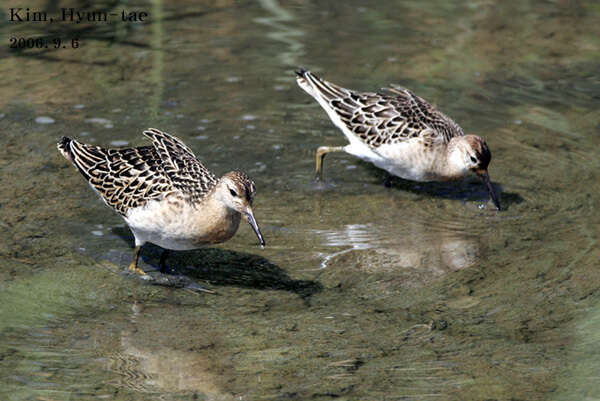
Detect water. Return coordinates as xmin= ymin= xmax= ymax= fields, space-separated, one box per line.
xmin=1 ymin=0 xmax=599 ymax=399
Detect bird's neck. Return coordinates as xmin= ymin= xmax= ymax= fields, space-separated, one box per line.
xmin=434 ymin=140 xmax=468 ymax=181
xmin=192 ymin=194 xmax=241 ymax=244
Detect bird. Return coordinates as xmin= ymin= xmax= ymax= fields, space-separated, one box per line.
xmin=295 ymin=69 xmax=500 ymax=210
xmin=57 ymin=128 xmax=266 ymax=275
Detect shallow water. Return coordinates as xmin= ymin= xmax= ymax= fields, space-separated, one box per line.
xmin=1 ymin=0 xmax=599 ymax=399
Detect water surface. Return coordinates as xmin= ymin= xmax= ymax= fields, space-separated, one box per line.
xmin=1 ymin=0 xmax=599 ymax=400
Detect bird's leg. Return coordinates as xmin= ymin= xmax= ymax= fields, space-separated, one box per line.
xmin=159 ymin=249 xmax=174 ymax=274
xmin=128 ymin=246 xmax=146 ymax=275
xmin=315 ymin=146 xmax=345 ymax=181
xmin=383 ymin=173 xmax=393 ymax=188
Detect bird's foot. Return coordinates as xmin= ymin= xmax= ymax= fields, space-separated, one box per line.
xmin=185 ymin=282 xmax=218 ymax=294
xmin=148 ymin=274 xmax=217 ymax=294
xmin=128 ymin=263 xmax=147 ymax=275
xmin=160 ymin=264 xmax=177 ymax=275
xmin=383 ymin=175 xmax=393 ymax=188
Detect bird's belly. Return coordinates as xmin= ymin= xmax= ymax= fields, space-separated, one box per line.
xmin=123 ymin=199 xmax=241 ymax=250
xmin=362 ymin=141 xmax=441 ymax=182
xmin=343 ymin=141 xmax=385 ymax=166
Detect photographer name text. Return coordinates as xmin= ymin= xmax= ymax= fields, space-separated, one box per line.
xmin=9 ymin=7 xmax=148 ymax=23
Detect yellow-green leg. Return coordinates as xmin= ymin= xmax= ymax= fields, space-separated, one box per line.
xmin=315 ymin=146 xmax=345 ymax=181
xmin=128 ymin=246 xmax=146 ymax=275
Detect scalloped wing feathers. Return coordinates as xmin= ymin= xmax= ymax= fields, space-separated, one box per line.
xmin=57 ymin=129 xmax=216 ymax=215
xmin=298 ymin=70 xmax=465 ymax=148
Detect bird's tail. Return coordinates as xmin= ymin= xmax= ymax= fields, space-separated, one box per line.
xmin=295 ymin=68 xmax=348 ymax=101
xmin=57 ymin=136 xmax=105 ymax=181
xmin=57 ymin=136 xmax=75 ymax=162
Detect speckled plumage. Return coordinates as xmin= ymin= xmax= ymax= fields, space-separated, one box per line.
xmin=296 ymin=69 xmax=500 ymax=209
xmin=58 ymin=128 xmax=265 ymax=274
xmin=57 ymin=128 xmax=217 ymax=215
xmin=296 ymin=70 xmax=466 ymax=149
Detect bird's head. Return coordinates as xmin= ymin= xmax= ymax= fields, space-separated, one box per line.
xmin=448 ymin=135 xmax=500 ymax=210
xmin=216 ymin=171 xmax=265 ymax=247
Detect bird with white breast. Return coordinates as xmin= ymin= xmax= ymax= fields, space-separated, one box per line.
xmin=57 ymin=128 xmax=265 ymax=275
xmin=296 ymin=69 xmax=500 ymax=210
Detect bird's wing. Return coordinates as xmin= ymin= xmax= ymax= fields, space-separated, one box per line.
xmin=298 ymin=70 xmax=465 ymax=149
xmin=57 ymin=129 xmax=217 ymax=215
xmin=142 ymin=128 xmax=218 ymax=204
xmin=58 ymin=137 xmax=173 ymax=215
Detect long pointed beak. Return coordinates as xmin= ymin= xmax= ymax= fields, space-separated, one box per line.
xmin=243 ymin=207 xmax=266 ymax=249
xmin=477 ymin=170 xmax=501 ymax=210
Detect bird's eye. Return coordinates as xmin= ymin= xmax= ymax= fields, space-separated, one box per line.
xmin=470 ymin=156 xmax=477 ymax=163
xmin=229 ymin=188 xmax=239 ymax=197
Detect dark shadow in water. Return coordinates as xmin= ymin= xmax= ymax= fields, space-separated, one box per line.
xmin=178 ymin=248 xmax=322 ymax=298
xmin=361 ymin=161 xmax=525 ymax=209
xmin=110 ymin=226 xmax=322 ymax=298
xmin=112 ymin=226 xmax=135 ymax=247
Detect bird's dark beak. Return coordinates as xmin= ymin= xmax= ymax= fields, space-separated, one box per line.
xmin=243 ymin=207 xmax=266 ymax=248
xmin=476 ymin=169 xmax=501 ymax=210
